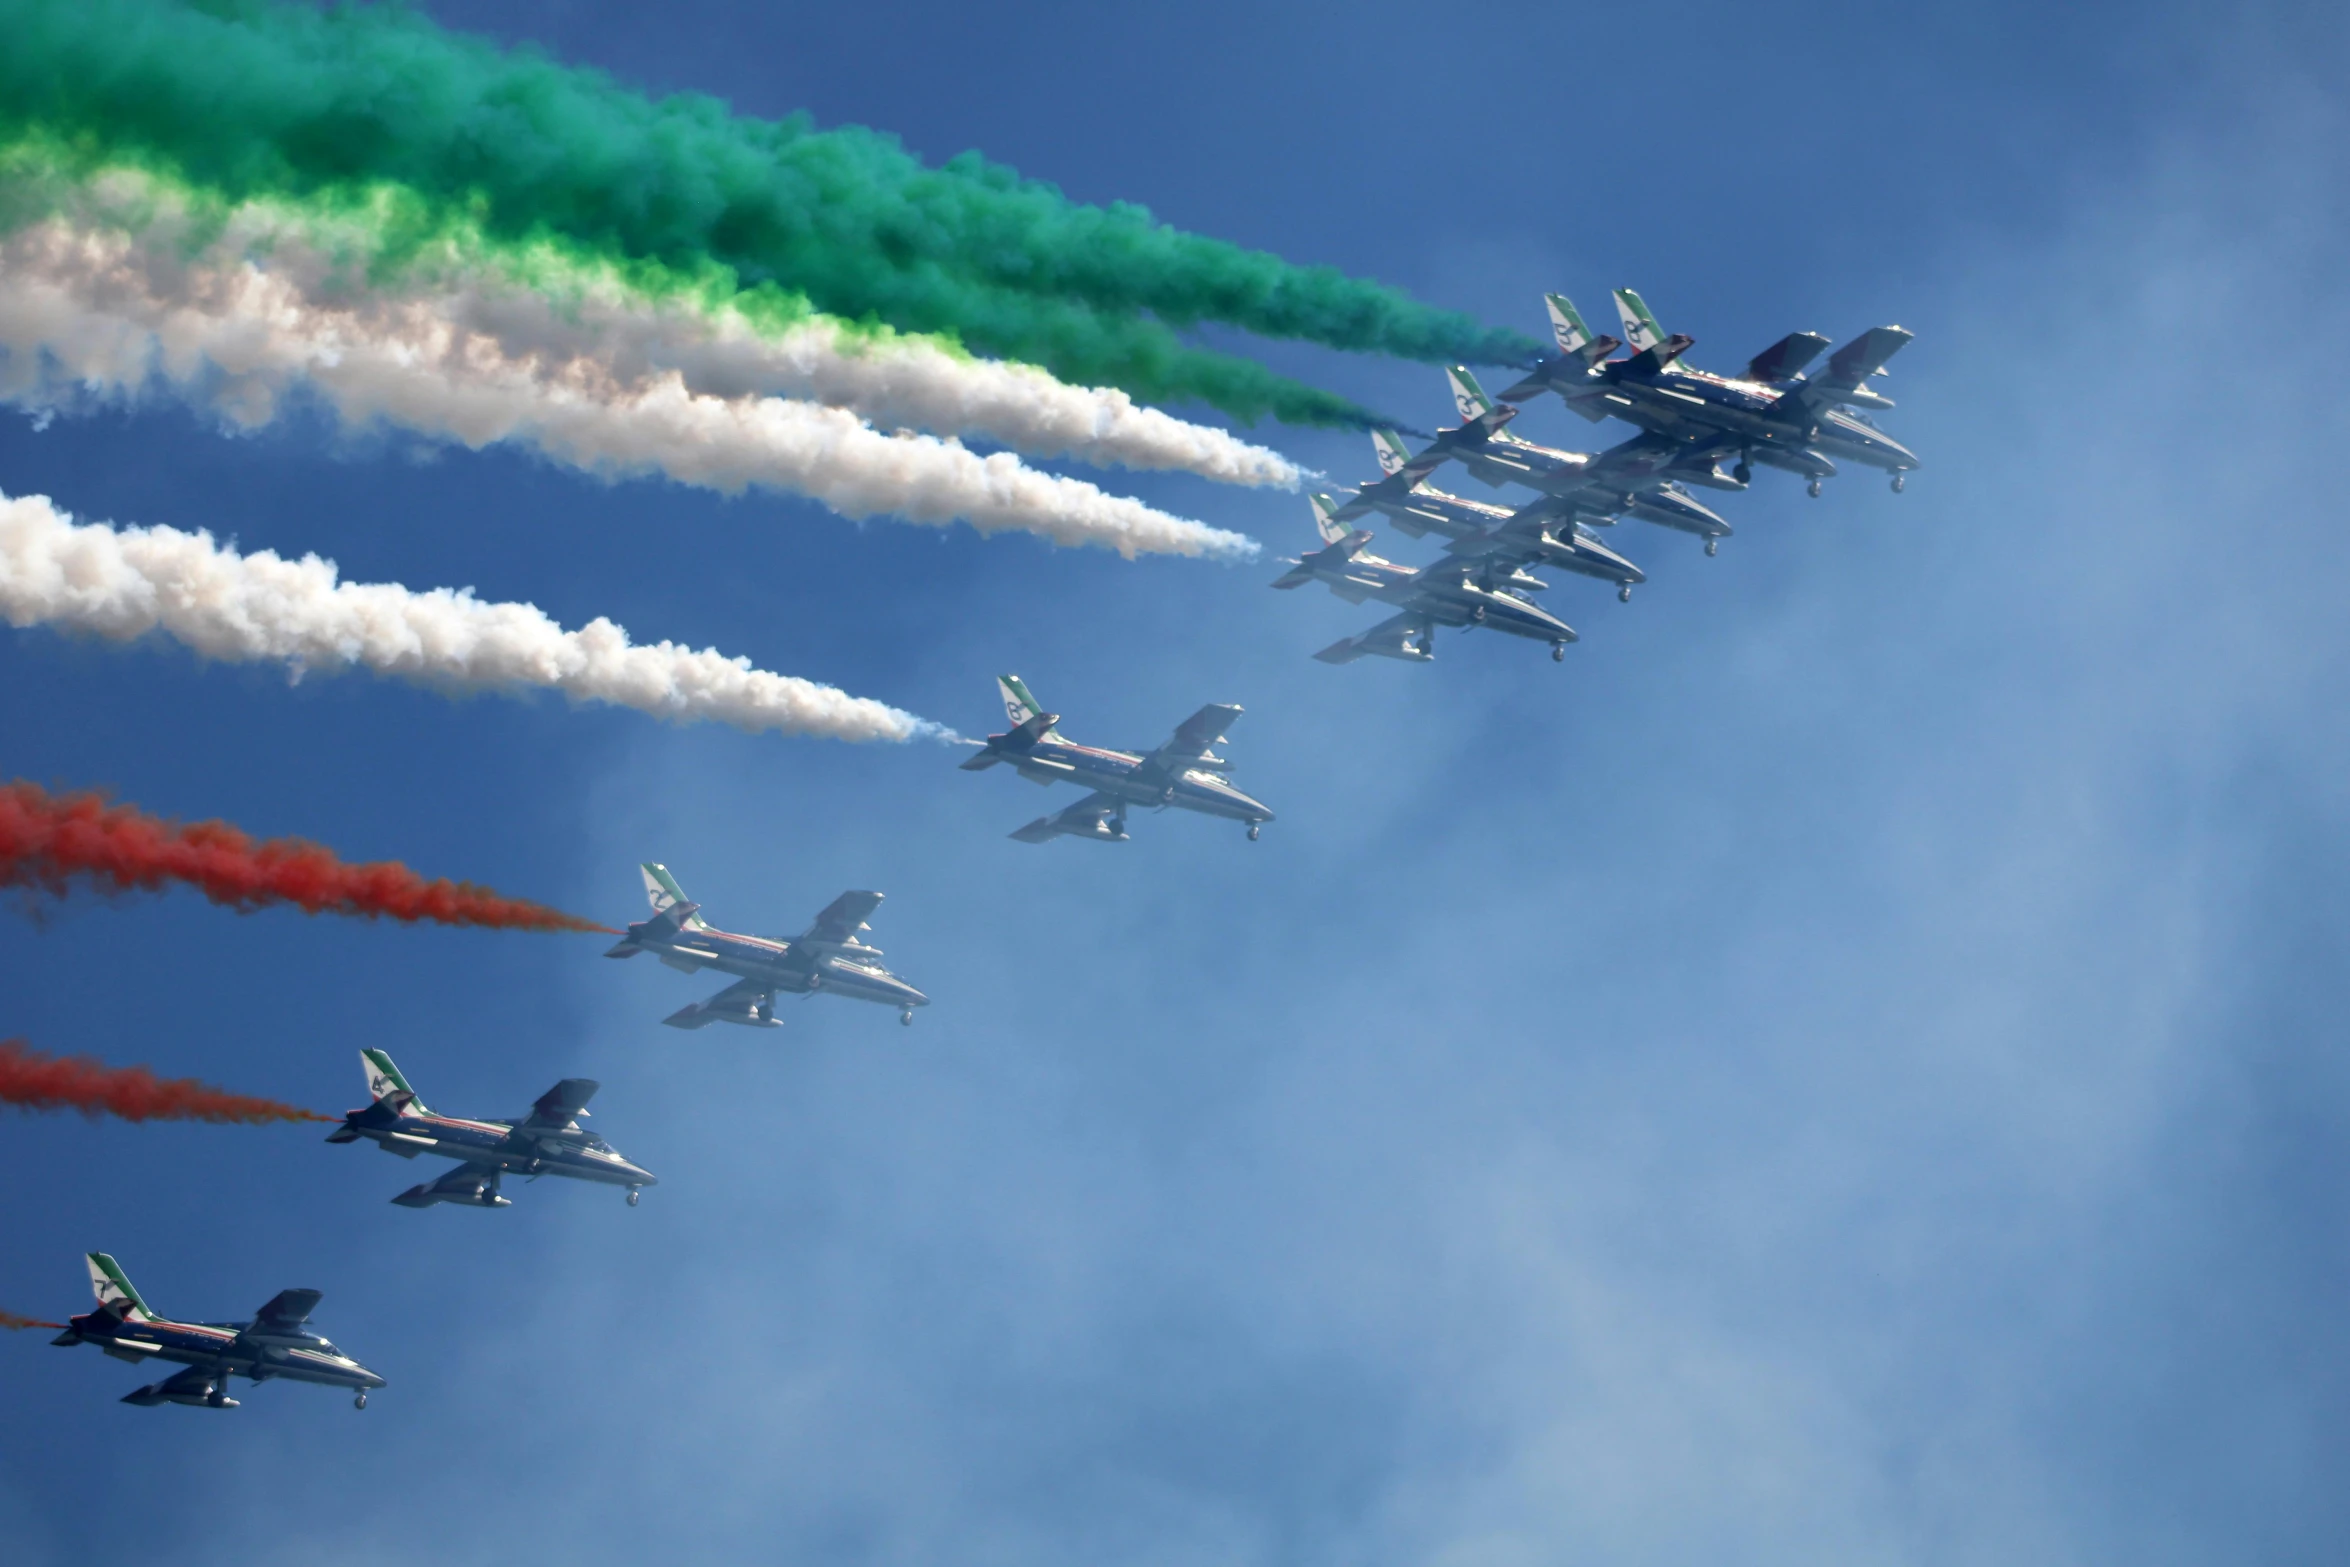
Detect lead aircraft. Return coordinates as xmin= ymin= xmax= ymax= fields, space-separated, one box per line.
xmin=1501 ymin=291 xmax=1918 ymax=494
xmin=326 ymin=1049 xmax=657 ymax=1208
xmin=48 ymin=1252 xmax=385 ymax=1410
xmin=958 ymin=676 xmax=1273 ymax=842
xmin=1274 ymin=495 xmax=1580 ymax=663
xmin=604 ymin=864 xmax=930 ymax=1028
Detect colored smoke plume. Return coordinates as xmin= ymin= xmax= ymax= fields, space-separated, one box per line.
xmin=0 ymin=151 xmax=1304 ymax=487
xmin=0 ymin=1037 xmax=334 ymax=1126
xmin=0 ymin=489 xmax=949 ymax=744
xmin=0 ymin=217 xmax=1258 ymax=561
xmin=0 ymin=781 xmax=611 ymax=933
xmin=0 ymin=1310 xmax=65 ymax=1331
xmin=0 ymin=0 xmax=1532 ymax=420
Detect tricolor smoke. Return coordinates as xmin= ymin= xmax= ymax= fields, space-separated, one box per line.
xmin=0 ymin=780 xmax=608 ymax=932
xmin=0 ymin=217 xmax=1258 ymax=561
xmin=0 ymin=0 xmax=1536 ymax=420
xmin=0 ymin=155 xmax=1302 ymax=487
xmin=0 ymin=1037 xmax=333 ymax=1125
xmin=0 ymin=489 xmax=943 ymax=743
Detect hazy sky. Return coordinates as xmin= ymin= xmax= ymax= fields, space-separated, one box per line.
xmin=4 ymin=3 xmax=2348 ymax=1565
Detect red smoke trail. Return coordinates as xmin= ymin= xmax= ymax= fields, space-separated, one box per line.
xmin=0 ymin=1038 xmax=338 ymax=1126
xmin=0 ymin=781 xmax=612 ymax=933
xmin=0 ymin=1311 xmax=66 ymax=1331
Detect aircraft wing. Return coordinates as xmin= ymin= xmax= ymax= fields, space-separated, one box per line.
xmin=249 ymin=1289 xmax=323 ymax=1331
xmin=1155 ymin=704 xmax=1243 ymax=766
xmin=392 ymin=1163 xmax=505 ymax=1207
xmin=1778 ymin=326 xmax=1913 ymax=421
xmin=1009 ymin=791 xmax=1129 ymax=844
xmin=1441 ymin=495 xmax=1571 ymax=560
xmin=522 ymin=1078 xmax=599 ymax=1132
xmin=1580 ymin=430 xmax=1690 ymax=490
xmin=1314 ymin=612 xmax=1434 ymax=665
xmin=1329 ymin=446 xmax=1455 ymax=523
xmin=802 ymin=891 xmax=884 ymax=948
xmin=662 ymin=976 xmax=778 ymax=1030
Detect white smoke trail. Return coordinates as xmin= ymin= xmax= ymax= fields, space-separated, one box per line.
xmin=0 ymin=487 xmax=944 ymax=742
xmin=30 ymin=163 xmax=1301 ymax=487
xmin=0 ymin=218 xmax=1260 ymax=561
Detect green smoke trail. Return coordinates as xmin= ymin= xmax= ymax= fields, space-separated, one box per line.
xmin=0 ymin=0 xmax=1525 ymax=424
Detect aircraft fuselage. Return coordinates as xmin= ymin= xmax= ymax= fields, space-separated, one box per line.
xmin=53 ymin=1312 xmax=383 ymax=1400
xmin=625 ymin=921 xmax=928 ymax=1013
xmin=1007 ymin=739 xmax=1272 ymax=826
xmin=333 ymin=1104 xmax=655 ymax=1192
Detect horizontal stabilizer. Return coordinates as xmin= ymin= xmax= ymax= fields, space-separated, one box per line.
xmin=956 ymin=749 xmax=1005 ymax=771
xmin=1621 ymin=334 xmax=1695 ymax=377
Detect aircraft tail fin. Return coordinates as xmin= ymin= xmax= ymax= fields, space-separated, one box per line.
xmin=1612 ymin=288 xmax=1670 ymax=355
xmin=1370 ymin=428 xmax=1414 ymax=477
xmin=639 ymin=863 xmax=709 ymax=930
xmin=1447 ymin=365 xmax=1498 ymax=424
xmin=1309 ymin=493 xmax=1353 ymax=546
xmin=1544 ymin=293 xmax=1598 ymax=357
xmin=1542 ymin=294 xmax=1617 ymax=365
xmin=996 ymin=675 xmax=1062 ymax=740
xmin=86 ymin=1253 xmax=155 ymax=1323
xmin=360 ymin=1048 xmax=430 ymax=1117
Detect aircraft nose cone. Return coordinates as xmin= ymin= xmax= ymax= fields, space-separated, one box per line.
xmin=357 ymin=1367 xmax=388 ymax=1389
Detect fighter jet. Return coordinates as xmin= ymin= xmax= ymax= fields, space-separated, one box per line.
xmin=1347 ymin=372 xmax=1740 ymax=552
xmin=958 ymin=676 xmax=1273 ymax=842
xmin=48 ymin=1252 xmax=385 ymax=1410
xmin=1347 ymin=413 xmax=1734 ymax=557
xmin=603 ymin=864 xmax=929 ymax=1028
xmin=1500 ymin=291 xmax=1918 ymax=495
xmin=325 ymin=1049 xmax=657 ymax=1208
xmin=1274 ymin=495 xmax=1579 ymax=664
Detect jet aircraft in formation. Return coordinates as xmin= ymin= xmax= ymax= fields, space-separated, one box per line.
xmin=48 ymin=1252 xmax=385 ymax=1410
xmin=326 ymin=1049 xmax=658 ymax=1208
xmin=30 ymin=290 xmax=1914 ymax=1417
xmin=1282 ymin=290 xmax=1918 ymax=663
xmin=604 ymin=864 xmax=930 ymax=1027
xmin=959 ymin=676 xmax=1274 ymax=842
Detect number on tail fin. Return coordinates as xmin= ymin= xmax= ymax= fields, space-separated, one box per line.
xmin=1309 ymin=494 xmax=1352 ymax=546
xmin=1613 ymin=288 xmax=1667 ymax=354
xmin=1447 ymin=366 xmax=1495 ymax=423
xmin=997 ymin=675 xmax=1046 ymax=729
xmin=1372 ymin=429 xmax=1412 ymax=477
xmin=1545 ymin=293 xmax=1595 ymax=355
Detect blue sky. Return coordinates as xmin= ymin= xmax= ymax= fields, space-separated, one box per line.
xmin=4 ymin=2 xmax=2350 ymax=1564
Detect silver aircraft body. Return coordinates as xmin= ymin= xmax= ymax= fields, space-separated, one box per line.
xmin=49 ymin=1252 xmax=385 ymax=1409
xmin=604 ymin=864 xmax=929 ymax=1028
xmin=1332 ymin=444 xmax=1644 ymax=598
xmin=1274 ymin=495 xmax=1580 ymax=664
xmin=1344 ymin=371 xmax=1739 ymax=551
xmin=1500 ymin=290 xmax=1918 ymax=494
xmin=958 ymin=676 xmax=1273 ymax=842
xmin=326 ymin=1049 xmax=657 ymax=1208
